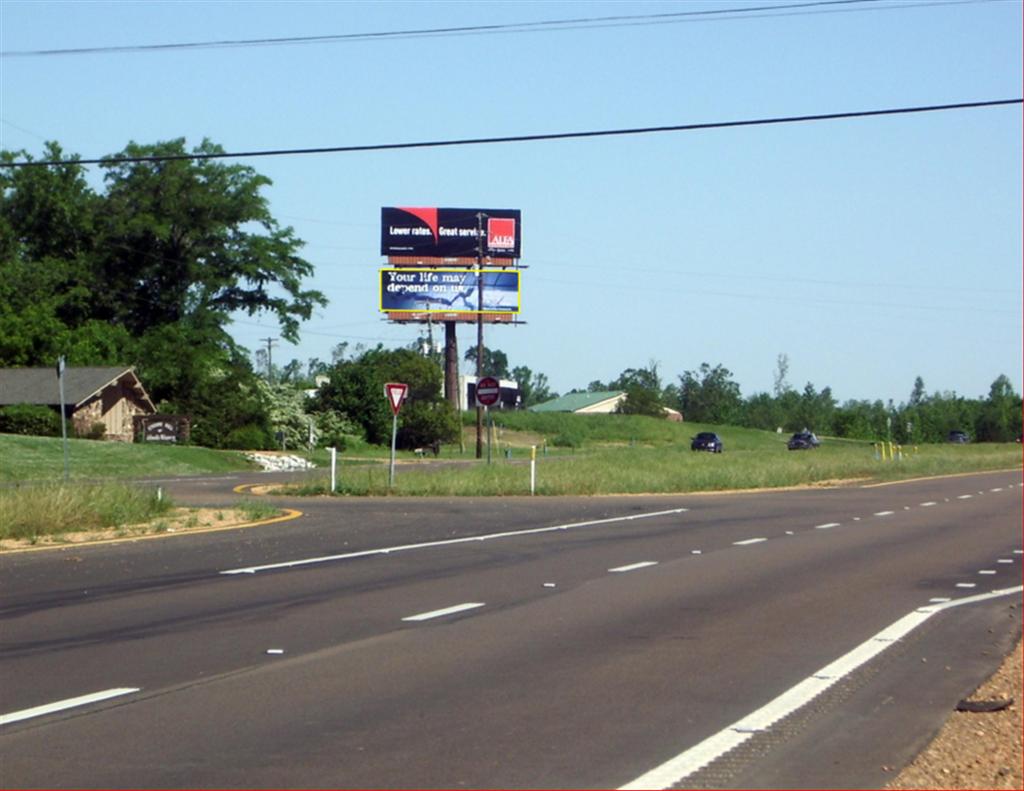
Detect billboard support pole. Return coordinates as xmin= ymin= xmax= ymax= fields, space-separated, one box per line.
xmin=475 ymin=212 xmax=486 ymax=460
xmin=443 ymin=321 xmax=463 ymax=452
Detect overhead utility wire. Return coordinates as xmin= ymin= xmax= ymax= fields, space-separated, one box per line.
xmin=0 ymin=0 xmax=973 ymax=58
xmin=2 ymin=99 xmax=1019 ymax=169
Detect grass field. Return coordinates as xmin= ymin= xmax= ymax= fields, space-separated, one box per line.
xmin=0 ymin=433 xmax=257 ymax=481
xmin=285 ymin=418 xmax=1023 ymax=497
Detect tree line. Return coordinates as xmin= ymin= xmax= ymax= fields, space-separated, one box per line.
xmin=581 ymin=358 xmax=1021 ymax=444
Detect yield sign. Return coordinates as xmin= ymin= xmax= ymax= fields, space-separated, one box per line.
xmin=384 ymin=382 xmax=409 ymax=415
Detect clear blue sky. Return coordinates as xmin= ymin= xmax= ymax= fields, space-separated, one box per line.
xmin=2 ymin=0 xmax=1021 ymax=404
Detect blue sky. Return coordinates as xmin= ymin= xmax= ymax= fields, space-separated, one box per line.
xmin=2 ymin=0 xmax=1021 ymax=404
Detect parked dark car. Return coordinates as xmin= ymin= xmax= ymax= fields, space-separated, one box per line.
xmin=787 ymin=432 xmax=820 ymax=450
xmin=947 ymin=430 xmax=970 ymax=444
xmin=691 ymin=432 xmax=723 ymax=453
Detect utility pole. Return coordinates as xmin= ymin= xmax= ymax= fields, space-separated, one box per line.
xmin=475 ymin=212 xmax=487 ymax=460
xmin=260 ymin=337 xmax=278 ymax=384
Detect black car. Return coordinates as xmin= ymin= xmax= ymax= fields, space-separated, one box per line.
xmin=947 ymin=430 xmax=970 ymax=444
xmin=787 ymin=432 xmax=820 ymax=450
xmin=691 ymin=432 xmax=723 ymax=453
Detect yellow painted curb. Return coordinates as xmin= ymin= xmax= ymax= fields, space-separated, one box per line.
xmin=0 ymin=508 xmax=304 ymax=554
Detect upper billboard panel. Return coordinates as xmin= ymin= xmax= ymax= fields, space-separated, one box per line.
xmin=381 ymin=207 xmax=522 ymax=259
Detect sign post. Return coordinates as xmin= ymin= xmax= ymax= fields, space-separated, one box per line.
xmin=475 ymin=376 xmax=500 ymax=465
xmin=384 ymin=383 xmax=409 ymax=488
xmin=56 ymin=356 xmax=69 ymax=482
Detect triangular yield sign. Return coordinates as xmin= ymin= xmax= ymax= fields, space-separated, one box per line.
xmin=384 ymin=382 xmax=408 ymax=415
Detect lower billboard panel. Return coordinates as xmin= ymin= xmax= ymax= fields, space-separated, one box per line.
xmin=380 ymin=268 xmax=520 ymax=315
xmin=386 ymin=312 xmax=516 ymax=324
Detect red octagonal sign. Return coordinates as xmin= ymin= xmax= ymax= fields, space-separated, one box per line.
xmin=475 ymin=376 xmax=500 ymax=407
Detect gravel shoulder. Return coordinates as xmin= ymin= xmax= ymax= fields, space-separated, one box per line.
xmin=888 ymin=640 xmax=1022 ymax=790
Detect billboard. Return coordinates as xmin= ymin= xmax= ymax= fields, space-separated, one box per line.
xmin=380 ymin=268 xmax=520 ymax=314
xmin=381 ymin=207 xmax=522 ymax=258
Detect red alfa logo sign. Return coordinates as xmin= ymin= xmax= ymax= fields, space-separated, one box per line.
xmin=487 ymin=217 xmax=516 ymax=251
xmin=384 ymin=382 xmax=409 ymax=415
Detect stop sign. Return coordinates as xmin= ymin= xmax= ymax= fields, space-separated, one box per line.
xmin=475 ymin=376 xmax=500 ymax=407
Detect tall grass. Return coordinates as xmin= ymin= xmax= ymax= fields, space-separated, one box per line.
xmin=0 ymin=483 xmax=174 ymax=541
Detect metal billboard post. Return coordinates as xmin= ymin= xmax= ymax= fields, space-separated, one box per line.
xmin=57 ymin=356 xmax=69 ymax=482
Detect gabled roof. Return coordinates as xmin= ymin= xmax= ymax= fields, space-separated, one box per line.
xmin=529 ymin=390 xmax=626 ymax=413
xmin=0 ymin=367 xmax=155 ymax=411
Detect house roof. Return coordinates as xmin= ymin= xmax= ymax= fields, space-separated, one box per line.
xmin=0 ymin=367 xmax=155 ymax=411
xmin=529 ymin=390 xmax=626 ymax=413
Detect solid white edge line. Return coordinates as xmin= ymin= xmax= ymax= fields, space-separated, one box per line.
xmin=401 ymin=602 xmax=485 ymax=622
xmin=609 ymin=561 xmax=659 ymax=573
xmin=0 ymin=688 xmax=140 ymax=726
xmin=221 ymin=508 xmax=690 ymax=575
xmin=618 ymin=586 xmax=1023 ymax=790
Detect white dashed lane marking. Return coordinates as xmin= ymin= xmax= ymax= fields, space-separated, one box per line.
xmin=733 ymin=538 xmax=768 ymax=546
xmin=815 ymin=523 xmax=841 ymax=530
xmin=402 ymin=603 xmax=485 ymax=622
xmin=609 ymin=562 xmax=659 ymax=573
xmin=874 ymin=511 xmax=895 ymax=517
xmin=0 ymin=688 xmax=140 ymax=726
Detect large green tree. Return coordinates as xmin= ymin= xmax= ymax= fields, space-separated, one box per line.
xmin=1 ymin=139 xmax=327 ymax=446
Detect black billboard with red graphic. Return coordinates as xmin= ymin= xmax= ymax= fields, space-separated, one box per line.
xmin=381 ymin=207 xmax=521 ymax=258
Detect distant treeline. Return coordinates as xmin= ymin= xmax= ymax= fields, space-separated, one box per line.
xmin=669 ymin=366 xmax=1021 ymax=443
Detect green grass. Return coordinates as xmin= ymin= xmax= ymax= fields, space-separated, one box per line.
xmin=278 ymin=426 xmax=1022 ymax=497
xmin=0 ymin=433 xmax=257 ymax=482
xmin=0 ymin=482 xmax=175 ymax=541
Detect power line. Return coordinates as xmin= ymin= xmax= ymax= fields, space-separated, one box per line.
xmin=2 ymin=98 xmax=1019 ymax=169
xmin=0 ymin=0 xmax=977 ymax=59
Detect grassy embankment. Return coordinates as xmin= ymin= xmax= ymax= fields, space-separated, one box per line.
xmin=287 ymin=412 xmax=1023 ymax=496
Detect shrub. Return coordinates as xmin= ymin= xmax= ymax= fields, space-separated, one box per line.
xmin=221 ymin=424 xmax=273 ymax=450
xmin=80 ymin=421 xmax=106 ymax=440
xmin=0 ymin=404 xmax=62 ymax=437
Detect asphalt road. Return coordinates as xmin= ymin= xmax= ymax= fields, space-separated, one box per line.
xmin=1 ymin=470 xmax=1021 ymax=789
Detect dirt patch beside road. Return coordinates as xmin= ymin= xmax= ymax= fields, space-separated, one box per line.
xmin=888 ymin=640 xmax=1022 ymax=789
xmin=0 ymin=506 xmax=293 ymax=551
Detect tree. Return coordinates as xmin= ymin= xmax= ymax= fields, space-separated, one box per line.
xmin=773 ymin=353 xmax=791 ymax=398
xmin=975 ymin=374 xmax=1022 ymax=442
xmin=463 ymin=345 xmax=509 ymax=379
xmin=611 ymin=363 xmax=665 ymax=418
xmin=314 ymin=346 xmax=458 ymax=449
xmin=95 ymin=138 xmax=325 ymax=342
xmin=909 ymin=376 xmax=926 ymax=407
xmin=678 ymin=363 xmax=743 ymax=424
xmin=511 ymin=365 xmax=555 ymax=407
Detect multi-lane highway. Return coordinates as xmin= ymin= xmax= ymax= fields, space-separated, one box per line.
xmin=1 ymin=470 xmax=1021 ymax=788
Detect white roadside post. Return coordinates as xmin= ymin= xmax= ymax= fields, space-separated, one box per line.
xmin=530 ymin=445 xmax=537 ymax=495
xmin=384 ymin=383 xmax=409 ymax=490
xmin=329 ymin=447 xmax=337 ymax=493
